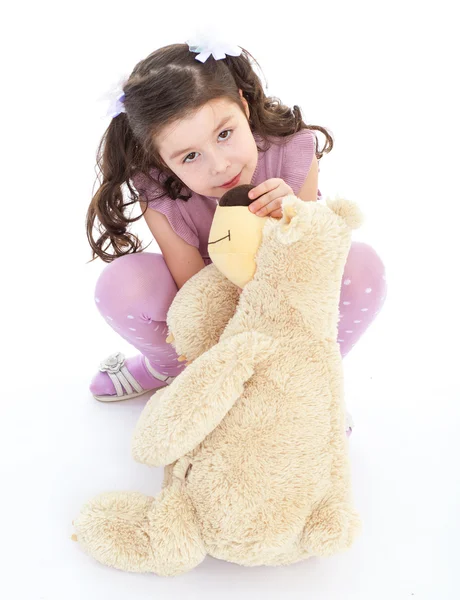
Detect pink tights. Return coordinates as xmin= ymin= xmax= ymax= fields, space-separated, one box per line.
xmin=90 ymin=242 xmax=387 ymax=399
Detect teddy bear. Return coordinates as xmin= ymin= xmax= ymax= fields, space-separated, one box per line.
xmin=73 ymin=185 xmax=364 ymax=577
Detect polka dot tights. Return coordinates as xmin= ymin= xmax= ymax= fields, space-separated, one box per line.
xmin=89 ymin=242 xmax=387 ymax=399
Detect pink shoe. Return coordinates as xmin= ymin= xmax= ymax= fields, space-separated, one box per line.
xmin=90 ymin=352 xmax=176 ymax=402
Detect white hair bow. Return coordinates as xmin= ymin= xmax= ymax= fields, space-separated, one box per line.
xmin=186 ymin=31 xmax=242 ymax=63
xmin=96 ymin=73 xmax=129 ymax=119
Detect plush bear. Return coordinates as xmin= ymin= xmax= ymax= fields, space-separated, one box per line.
xmin=73 ymin=185 xmax=364 ymax=577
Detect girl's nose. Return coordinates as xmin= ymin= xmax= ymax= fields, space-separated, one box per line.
xmin=211 ymin=155 xmax=231 ymax=176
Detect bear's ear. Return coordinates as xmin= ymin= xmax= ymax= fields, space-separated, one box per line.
xmin=326 ymin=195 xmax=364 ymax=230
xmin=272 ymin=194 xmax=304 ymax=245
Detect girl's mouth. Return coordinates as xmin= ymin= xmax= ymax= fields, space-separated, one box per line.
xmin=220 ymin=171 xmax=242 ymax=188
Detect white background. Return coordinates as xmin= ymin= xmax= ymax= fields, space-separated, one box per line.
xmin=1 ymin=1 xmax=459 ymax=598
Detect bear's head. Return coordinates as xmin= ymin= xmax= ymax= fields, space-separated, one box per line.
xmin=208 ymin=184 xmax=363 ymax=287
xmin=208 ymin=184 xmax=364 ymax=334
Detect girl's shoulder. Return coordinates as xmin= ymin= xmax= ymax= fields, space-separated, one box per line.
xmin=131 ymin=166 xmax=164 ymax=200
xmin=131 ymin=166 xmax=201 ymax=250
xmin=277 ymin=128 xmax=316 ymax=151
xmin=266 ymin=129 xmax=318 ymax=198
xmin=253 ymin=129 xmax=316 ymax=173
xmin=280 ymin=128 xmax=317 ymax=160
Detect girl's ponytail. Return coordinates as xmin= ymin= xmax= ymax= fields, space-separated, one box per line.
xmin=85 ymin=112 xmax=149 ymax=263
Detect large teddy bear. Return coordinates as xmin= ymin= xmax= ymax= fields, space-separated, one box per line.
xmin=73 ymin=185 xmax=364 ymax=577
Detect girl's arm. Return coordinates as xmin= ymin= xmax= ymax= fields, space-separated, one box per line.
xmin=140 ymin=200 xmax=205 ymax=289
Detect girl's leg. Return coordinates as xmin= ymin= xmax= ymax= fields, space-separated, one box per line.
xmin=338 ymin=241 xmax=387 ymax=356
xmin=89 ymin=252 xmax=187 ymax=398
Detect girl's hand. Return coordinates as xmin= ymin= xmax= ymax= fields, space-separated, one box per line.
xmin=247 ymin=178 xmax=294 ymax=219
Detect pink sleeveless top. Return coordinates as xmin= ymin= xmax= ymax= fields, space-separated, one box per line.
xmin=132 ymin=129 xmax=322 ymax=266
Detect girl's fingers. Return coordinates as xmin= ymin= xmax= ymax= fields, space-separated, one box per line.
xmin=255 ymin=197 xmax=281 ymax=216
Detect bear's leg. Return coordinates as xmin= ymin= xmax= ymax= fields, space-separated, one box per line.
xmin=166 ymin=263 xmax=240 ymax=362
xmin=74 ymin=488 xmax=206 ymax=577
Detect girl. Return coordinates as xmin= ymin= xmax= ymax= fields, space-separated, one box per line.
xmin=86 ymin=40 xmax=387 ymax=436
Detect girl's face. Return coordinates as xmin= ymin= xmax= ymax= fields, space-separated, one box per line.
xmin=156 ymin=92 xmax=258 ymax=199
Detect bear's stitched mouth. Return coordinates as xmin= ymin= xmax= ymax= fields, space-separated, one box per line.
xmin=209 ymin=230 xmax=231 ymax=245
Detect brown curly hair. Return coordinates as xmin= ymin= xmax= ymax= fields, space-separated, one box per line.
xmin=86 ymin=43 xmax=334 ymax=263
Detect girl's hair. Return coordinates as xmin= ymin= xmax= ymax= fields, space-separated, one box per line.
xmin=86 ymin=43 xmax=334 ymax=263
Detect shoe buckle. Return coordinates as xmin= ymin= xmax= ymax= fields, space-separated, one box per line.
xmin=99 ymin=351 xmax=126 ymax=374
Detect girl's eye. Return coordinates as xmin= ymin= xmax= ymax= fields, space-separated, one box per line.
xmin=218 ymin=129 xmax=232 ymax=141
xmin=183 ymin=152 xmax=198 ymax=164
xmin=182 ymin=129 xmax=233 ymax=164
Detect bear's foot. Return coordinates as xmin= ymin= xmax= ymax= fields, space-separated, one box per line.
xmin=74 ymin=491 xmax=157 ymax=572
xmin=74 ymin=487 xmax=206 ymax=577
xmin=301 ymin=497 xmax=361 ymax=556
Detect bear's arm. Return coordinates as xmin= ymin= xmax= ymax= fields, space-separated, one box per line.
xmin=131 ymin=331 xmax=277 ymax=466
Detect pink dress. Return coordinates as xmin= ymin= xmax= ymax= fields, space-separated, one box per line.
xmin=131 ymin=129 xmax=321 ymax=265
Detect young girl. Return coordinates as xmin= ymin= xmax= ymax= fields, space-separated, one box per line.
xmin=86 ymin=40 xmax=387 ymax=436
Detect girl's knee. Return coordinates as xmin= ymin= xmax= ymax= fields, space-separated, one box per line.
xmin=341 ymin=242 xmax=387 ymax=311
xmin=349 ymin=241 xmax=384 ymax=264
xmin=94 ymin=252 xmax=177 ymax=320
xmin=345 ymin=242 xmax=386 ymax=281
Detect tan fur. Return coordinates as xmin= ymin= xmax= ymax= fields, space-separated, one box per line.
xmin=74 ymin=195 xmax=364 ymax=576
